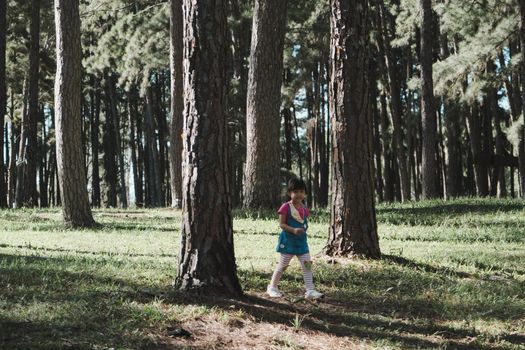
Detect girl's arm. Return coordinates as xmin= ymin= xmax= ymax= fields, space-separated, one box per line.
xmin=279 ymin=213 xmax=304 ymax=235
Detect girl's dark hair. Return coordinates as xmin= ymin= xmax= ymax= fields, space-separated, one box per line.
xmin=288 ymin=178 xmax=307 ymax=193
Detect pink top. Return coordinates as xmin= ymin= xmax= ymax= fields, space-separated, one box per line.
xmin=278 ymin=202 xmax=310 ymax=220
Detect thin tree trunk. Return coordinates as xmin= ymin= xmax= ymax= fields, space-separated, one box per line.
xmin=90 ymin=76 xmax=101 ymax=207
xmin=378 ymin=1 xmax=411 ymax=201
xmin=292 ymin=105 xmax=303 ymax=179
xmin=243 ymin=0 xmax=288 ymax=209
xmin=54 ymin=0 xmax=95 ymax=227
xmin=325 ymin=0 xmax=380 ymax=258
xmin=519 ymin=0 xmax=525 ymax=197
xmin=420 ymin=0 xmax=438 ymax=198
xmin=18 ymin=0 xmax=40 ymax=207
xmin=175 ymin=0 xmax=242 ymax=295
xmin=466 ymin=102 xmax=489 ymax=196
xmin=169 ymin=0 xmax=183 ymax=209
xmin=39 ymin=106 xmax=48 ymax=207
xmin=0 ymin=0 xmax=5 ymax=208
xmin=145 ymin=86 xmax=161 ymax=207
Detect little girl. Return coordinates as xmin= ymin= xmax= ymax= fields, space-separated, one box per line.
xmin=266 ymin=178 xmax=323 ymax=299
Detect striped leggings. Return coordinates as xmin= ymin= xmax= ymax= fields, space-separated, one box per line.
xmin=269 ymin=253 xmax=315 ymax=291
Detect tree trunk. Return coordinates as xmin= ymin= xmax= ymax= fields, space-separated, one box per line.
xmin=378 ymin=0 xmax=411 ymax=201
xmin=16 ymin=0 xmax=40 ymax=207
xmin=419 ymin=0 xmax=438 ymax=198
xmin=54 ymin=0 xmax=95 ymax=227
xmin=175 ymin=0 xmax=242 ymax=295
xmin=283 ymin=107 xmax=293 ymax=170
xmin=519 ymin=0 xmax=525 ymax=197
xmin=169 ymin=0 xmax=184 ymax=209
xmin=324 ymin=0 xmax=380 ymax=259
xmin=0 ymin=0 xmax=6 ymax=208
xmin=106 ymin=73 xmax=128 ymax=208
xmin=90 ymin=76 xmax=101 ymax=207
xmin=103 ymin=81 xmax=118 ymax=208
xmin=466 ymin=102 xmax=489 ymax=196
xmin=243 ymin=0 xmax=288 ymax=209
xmin=145 ymin=86 xmax=161 ymax=207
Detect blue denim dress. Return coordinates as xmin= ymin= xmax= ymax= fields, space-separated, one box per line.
xmin=276 ymin=204 xmax=309 ymax=255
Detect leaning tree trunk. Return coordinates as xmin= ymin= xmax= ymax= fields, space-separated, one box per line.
xmin=175 ymin=0 xmax=242 ymax=295
xmin=169 ymin=0 xmax=184 ymax=209
xmin=519 ymin=0 xmax=525 ymax=197
xmin=419 ymin=0 xmax=438 ymax=199
xmin=243 ymin=0 xmax=288 ymax=209
xmin=0 ymin=0 xmax=6 ymax=208
xmin=54 ymin=0 xmax=95 ymax=227
xmin=324 ymin=0 xmax=380 ymax=258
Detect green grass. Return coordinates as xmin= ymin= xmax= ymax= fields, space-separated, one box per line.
xmin=1 ymin=198 xmax=524 ymax=349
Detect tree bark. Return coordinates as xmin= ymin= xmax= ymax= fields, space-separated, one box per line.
xmin=419 ymin=0 xmax=438 ymax=198
xmin=324 ymin=0 xmax=380 ymax=258
xmin=175 ymin=0 xmax=242 ymax=295
xmin=0 ymin=0 xmax=6 ymax=207
xmin=243 ymin=0 xmax=288 ymax=209
xmin=54 ymin=0 xmax=95 ymax=227
xmin=169 ymin=0 xmax=184 ymax=209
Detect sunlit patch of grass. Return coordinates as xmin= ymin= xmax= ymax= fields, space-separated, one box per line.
xmin=1 ymin=197 xmax=524 ymax=349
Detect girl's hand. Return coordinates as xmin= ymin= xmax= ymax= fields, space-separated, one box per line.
xmin=293 ymin=227 xmax=304 ymax=235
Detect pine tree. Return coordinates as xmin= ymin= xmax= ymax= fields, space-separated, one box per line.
xmin=325 ymin=0 xmax=380 ymax=258
xmin=54 ymin=0 xmax=95 ymax=227
xmin=175 ymin=0 xmax=242 ymax=295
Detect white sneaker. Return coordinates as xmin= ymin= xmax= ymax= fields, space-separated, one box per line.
xmin=305 ymin=289 xmax=324 ymax=299
xmin=266 ymin=286 xmax=283 ymax=298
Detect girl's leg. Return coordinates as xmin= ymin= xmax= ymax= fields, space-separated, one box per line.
xmin=297 ymin=253 xmax=315 ymax=291
xmin=269 ymin=253 xmax=294 ymax=288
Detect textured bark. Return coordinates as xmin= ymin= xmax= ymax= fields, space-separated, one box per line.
xmin=0 ymin=0 xmax=6 ymax=207
xmin=243 ymin=0 xmax=288 ymax=209
xmin=54 ymin=0 xmax=95 ymax=227
xmin=169 ymin=0 xmax=184 ymax=208
xmin=324 ymin=0 xmax=380 ymax=258
xmin=419 ymin=0 xmax=438 ymax=198
xmin=175 ymin=0 xmax=242 ymax=295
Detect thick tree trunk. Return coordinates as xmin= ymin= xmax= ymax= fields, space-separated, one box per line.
xmin=175 ymin=0 xmax=242 ymax=295
xmin=419 ymin=0 xmax=438 ymax=199
xmin=54 ymin=0 xmax=95 ymax=227
xmin=169 ymin=0 xmax=184 ymax=209
xmin=243 ymin=0 xmax=288 ymax=209
xmin=0 ymin=0 xmax=6 ymax=207
xmin=324 ymin=0 xmax=380 ymax=259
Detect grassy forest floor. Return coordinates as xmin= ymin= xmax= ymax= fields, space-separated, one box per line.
xmin=0 ymin=198 xmax=524 ymax=349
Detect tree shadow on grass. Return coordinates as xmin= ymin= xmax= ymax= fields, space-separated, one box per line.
xmin=1 ymin=252 xmax=523 ymax=350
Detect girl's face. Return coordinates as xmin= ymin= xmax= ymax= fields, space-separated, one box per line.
xmin=289 ymin=189 xmax=306 ymax=203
